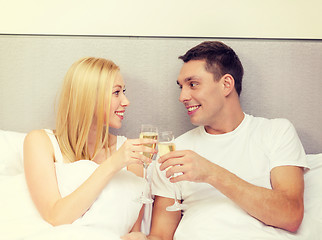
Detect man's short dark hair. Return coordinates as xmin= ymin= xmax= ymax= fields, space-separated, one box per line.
xmin=179 ymin=41 xmax=244 ymax=96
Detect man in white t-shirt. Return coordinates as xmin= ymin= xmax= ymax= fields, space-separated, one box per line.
xmin=148 ymin=41 xmax=309 ymax=240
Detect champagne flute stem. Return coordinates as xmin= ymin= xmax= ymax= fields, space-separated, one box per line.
xmin=173 ymin=181 xmax=179 ymax=204
xmin=143 ymin=165 xmax=147 ymax=180
xmin=143 ymin=166 xmax=150 ymax=197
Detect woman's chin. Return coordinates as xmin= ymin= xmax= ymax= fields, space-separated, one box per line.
xmin=109 ymin=122 xmax=122 ymax=129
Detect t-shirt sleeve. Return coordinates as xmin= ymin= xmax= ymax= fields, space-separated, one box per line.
xmin=151 ymin=159 xmax=175 ymax=199
xmin=268 ymin=119 xmax=309 ymax=171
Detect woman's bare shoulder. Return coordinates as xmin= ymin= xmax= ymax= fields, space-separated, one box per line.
xmin=24 ymin=129 xmax=54 ymax=156
xmin=25 ymin=129 xmax=49 ymax=138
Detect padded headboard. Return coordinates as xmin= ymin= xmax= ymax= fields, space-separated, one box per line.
xmin=0 ymin=35 xmax=321 ymax=153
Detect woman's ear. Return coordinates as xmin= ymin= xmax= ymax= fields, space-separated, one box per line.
xmin=222 ymin=74 xmax=235 ymax=97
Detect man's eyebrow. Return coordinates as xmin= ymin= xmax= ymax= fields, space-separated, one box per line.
xmin=177 ymin=76 xmax=199 ymax=85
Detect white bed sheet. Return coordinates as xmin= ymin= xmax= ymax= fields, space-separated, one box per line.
xmin=0 ymin=173 xmax=127 ymax=240
xmin=0 ymin=127 xmax=321 ymax=240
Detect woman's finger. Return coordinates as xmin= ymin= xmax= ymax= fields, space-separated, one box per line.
xmin=131 ymin=152 xmax=152 ymax=165
xmin=129 ymin=138 xmax=157 ymax=146
xmin=131 ymin=145 xmax=157 ymax=154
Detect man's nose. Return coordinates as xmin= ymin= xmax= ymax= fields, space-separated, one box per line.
xmin=179 ymin=87 xmax=191 ymax=103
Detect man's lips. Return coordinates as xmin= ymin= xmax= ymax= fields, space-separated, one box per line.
xmin=186 ymin=105 xmax=201 ymax=115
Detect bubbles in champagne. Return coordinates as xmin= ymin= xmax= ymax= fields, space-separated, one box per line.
xmin=140 ymin=132 xmax=158 ymax=160
xmin=158 ymin=142 xmax=176 ymax=156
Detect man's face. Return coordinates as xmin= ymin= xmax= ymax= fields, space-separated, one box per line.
xmin=177 ymin=60 xmax=225 ymax=128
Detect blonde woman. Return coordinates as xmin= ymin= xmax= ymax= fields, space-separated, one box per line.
xmin=23 ymin=57 xmax=156 ymax=239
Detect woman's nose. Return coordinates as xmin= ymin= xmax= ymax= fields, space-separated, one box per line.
xmin=121 ymin=94 xmax=130 ymax=107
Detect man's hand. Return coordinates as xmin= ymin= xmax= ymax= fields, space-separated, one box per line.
xmin=158 ymin=149 xmax=305 ymax=232
xmin=158 ymin=150 xmax=215 ymax=183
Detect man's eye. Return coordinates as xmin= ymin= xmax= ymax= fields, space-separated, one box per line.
xmin=190 ymin=82 xmax=198 ymax=87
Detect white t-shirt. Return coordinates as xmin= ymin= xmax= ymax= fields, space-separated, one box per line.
xmin=152 ymin=114 xmax=309 ymax=240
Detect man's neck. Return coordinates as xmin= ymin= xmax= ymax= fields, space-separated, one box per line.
xmin=204 ymin=102 xmax=245 ymax=135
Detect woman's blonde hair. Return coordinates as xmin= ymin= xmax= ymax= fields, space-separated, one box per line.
xmin=55 ymin=57 xmax=120 ymax=162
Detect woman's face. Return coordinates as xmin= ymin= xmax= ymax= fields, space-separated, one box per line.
xmin=108 ymin=73 xmax=130 ymax=129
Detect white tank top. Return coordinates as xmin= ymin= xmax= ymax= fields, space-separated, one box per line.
xmin=43 ymin=129 xmax=145 ymax=236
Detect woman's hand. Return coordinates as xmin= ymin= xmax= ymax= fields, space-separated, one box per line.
xmin=121 ymin=232 xmax=148 ymax=240
xmin=109 ymin=138 xmax=157 ymax=171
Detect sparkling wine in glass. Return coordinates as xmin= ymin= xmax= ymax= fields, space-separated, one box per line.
xmin=136 ymin=124 xmax=158 ymax=204
xmin=158 ymin=131 xmax=187 ymax=211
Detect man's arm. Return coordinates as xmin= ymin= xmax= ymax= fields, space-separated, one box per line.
xmin=148 ymin=196 xmax=182 ymax=240
xmin=207 ymin=164 xmax=304 ymax=232
xmin=160 ymin=150 xmax=305 ymax=232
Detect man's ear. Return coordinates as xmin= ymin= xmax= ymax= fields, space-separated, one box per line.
xmin=222 ymin=74 xmax=235 ymax=97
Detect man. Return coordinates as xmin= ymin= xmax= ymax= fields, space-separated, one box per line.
xmin=149 ymin=41 xmax=308 ymax=240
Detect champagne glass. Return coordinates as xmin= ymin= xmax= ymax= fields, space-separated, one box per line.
xmin=158 ymin=131 xmax=187 ymax=211
xmin=136 ymin=124 xmax=158 ymax=204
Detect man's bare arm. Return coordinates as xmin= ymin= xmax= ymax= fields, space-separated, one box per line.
xmin=161 ymin=150 xmax=305 ymax=232
xmin=148 ymin=196 xmax=182 ymax=240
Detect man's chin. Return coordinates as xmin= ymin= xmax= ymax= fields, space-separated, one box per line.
xmin=189 ymin=117 xmax=203 ymax=127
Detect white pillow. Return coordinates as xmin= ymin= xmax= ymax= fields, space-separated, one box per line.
xmin=304 ymin=153 xmax=322 ymax=223
xmin=0 ymin=130 xmax=26 ymax=176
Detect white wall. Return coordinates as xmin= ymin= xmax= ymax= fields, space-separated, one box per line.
xmin=1 ymin=0 xmax=321 ymax=39
xmin=1 ymin=35 xmax=322 ymax=153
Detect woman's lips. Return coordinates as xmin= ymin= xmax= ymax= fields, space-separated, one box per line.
xmin=115 ymin=111 xmax=125 ymax=119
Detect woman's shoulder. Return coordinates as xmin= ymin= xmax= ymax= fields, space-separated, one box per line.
xmin=25 ymin=129 xmax=51 ymax=143
xmin=23 ymin=129 xmax=57 ymax=169
xmin=24 ymin=129 xmax=55 ymax=155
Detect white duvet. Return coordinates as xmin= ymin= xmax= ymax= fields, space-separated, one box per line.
xmin=0 ymin=126 xmax=321 ymax=240
xmin=0 ymin=160 xmax=146 ymax=240
xmin=173 ymin=154 xmax=322 ymax=240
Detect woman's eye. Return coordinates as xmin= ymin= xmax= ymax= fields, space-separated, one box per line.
xmin=190 ymin=82 xmax=198 ymax=87
xmin=113 ymin=90 xmax=120 ymax=96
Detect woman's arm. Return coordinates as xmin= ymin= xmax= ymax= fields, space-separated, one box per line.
xmin=24 ymin=130 xmax=121 ymax=225
xmin=24 ymin=130 xmax=156 ymax=226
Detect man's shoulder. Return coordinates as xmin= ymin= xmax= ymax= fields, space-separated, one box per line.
xmin=247 ymin=114 xmax=293 ymax=131
xmin=175 ymin=126 xmax=202 ymax=142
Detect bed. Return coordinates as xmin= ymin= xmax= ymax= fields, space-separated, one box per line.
xmin=0 ymin=35 xmax=322 ymax=239
xmin=0 ymin=129 xmax=321 ymax=239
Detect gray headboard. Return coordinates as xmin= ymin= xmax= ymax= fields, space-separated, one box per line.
xmin=0 ymin=35 xmax=321 ymax=154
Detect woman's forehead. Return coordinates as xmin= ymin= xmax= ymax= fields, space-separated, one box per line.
xmin=113 ymin=73 xmax=125 ymax=87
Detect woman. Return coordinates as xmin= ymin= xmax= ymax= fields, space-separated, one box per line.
xmin=23 ymin=57 xmax=156 ymax=239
